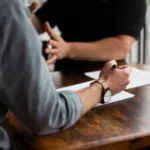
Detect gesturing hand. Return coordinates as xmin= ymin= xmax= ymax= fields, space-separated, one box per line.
xmin=44 ymin=22 xmax=71 ymax=71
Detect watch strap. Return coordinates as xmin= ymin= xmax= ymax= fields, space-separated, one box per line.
xmin=90 ymin=80 xmax=105 ymax=104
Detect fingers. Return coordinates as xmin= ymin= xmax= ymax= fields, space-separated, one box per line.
xmin=126 ymin=79 xmax=130 ymax=85
xmin=48 ymin=64 xmax=55 ymax=72
xmin=118 ymin=65 xmax=128 ymax=69
xmin=45 ymin=48 xmax=58 ymax=54
xmin=123 ymin=66 xmax=132 ymax=77
xmin=29 ymin=1 xmax=39 ymax=13
xmin=125 ymin=66 xmax=132 ymax=74
xmin=46 ymin=55 xmax=57 ymax=65
xmin=44 ymin=22 xmax=62 ymax=42
xmin=104 ymin=60 xmax=117 ymax=70
xmin=48 ymin=40 xmax=59 ymax=48
xmin=118 ymin=65 xmax=132 ymax=75
xmin=111 ymin=79 xmax=130 ymax=94
xmin=121 ymin=79 xmax=130 ymax=91
xmin=123 ymin=79 xmax=130 ymax=86
xmin=108 ymin=60 xmax=117 ymax=66
xmin=44 ymin=22 xmax=52 ymax=35
xmin=101 ymin=60 xmax=117 ymax=75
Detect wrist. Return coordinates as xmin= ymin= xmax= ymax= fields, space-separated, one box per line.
xmin=65 ymin=42 xmax=71 ymax=58
xmin=90 ymin=81 xmax=103 ymax=103
xmin=91 ymin=79 xmax=112 ymax=104
xmin=66 ymin=42 xmax=76 ymax=59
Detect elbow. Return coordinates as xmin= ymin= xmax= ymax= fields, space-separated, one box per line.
xmin=115 ymin=47 xmax=130 ymax=61
xmin=22 ymin=116 xmax=61 ymax=135
xmin=116 ymin=35 xmax=136 ymax=60
xmin=121 ymin=46 xmax=131 ymax=60
xmin=20 ymin=91 xmax=82 ymax=135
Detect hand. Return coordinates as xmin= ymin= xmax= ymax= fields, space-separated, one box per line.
xmin=44 ymin=22 xmax=71 ymax=66
xmin=47 ymin=54 xmax=57 ymax=71
xmin=99 ymin=60 xmax=132 ymax=95
xmin=29 ymin=1 xmax=39 ymax=13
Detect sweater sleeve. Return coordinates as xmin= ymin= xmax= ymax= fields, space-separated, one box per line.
xmin=0 ymin=0 xmax=82 ymax=134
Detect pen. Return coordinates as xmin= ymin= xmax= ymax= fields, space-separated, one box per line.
xmin=111 ymin=64 xmax=117 ymax=70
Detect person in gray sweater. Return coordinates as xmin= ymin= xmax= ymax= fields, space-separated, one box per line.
xmin=0 ymin=0 xmax=131 ymax=149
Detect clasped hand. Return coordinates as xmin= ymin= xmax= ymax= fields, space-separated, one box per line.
xmin=99 ymin=60 xmax=132 ymax=95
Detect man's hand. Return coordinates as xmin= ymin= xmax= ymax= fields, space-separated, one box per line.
xmin=99 ymin=60 xmax=132 ymax=95
xmin=29 ymin=1 xmax=39 ymax=13
xmin=76 ymin=60 xmax=131 ymax=115
xmin=44 ymin=22 xmax=71 ymax=70
xmin=29 ymin=1 xmax=44 ymax=33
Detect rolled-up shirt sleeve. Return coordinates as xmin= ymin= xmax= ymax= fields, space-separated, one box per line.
xmin=0 ymin=0 xmax=82 ymax=134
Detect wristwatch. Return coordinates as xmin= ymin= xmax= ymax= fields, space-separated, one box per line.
xmin=90 ymin=79 xmax=112 ymax=104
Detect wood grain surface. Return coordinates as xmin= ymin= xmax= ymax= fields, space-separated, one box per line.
xmin=1 ymin=61 xmax=150 ymax=150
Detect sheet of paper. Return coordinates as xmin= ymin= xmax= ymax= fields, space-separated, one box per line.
xmin=56 ymin=81 xmax=135 ymax=107
xmin=85 ymin=68 xmax=150 ymax=89
xmin=39 ymin=32 xmax=50 ymax=41
xmin=39 ymin=26 xmax=61 ymax=41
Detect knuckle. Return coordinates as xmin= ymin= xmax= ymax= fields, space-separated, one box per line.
xmin=104 ymin=61 xmax=112 ymax=69
xmin=106 ymin=61 xmax=112 ymax=66
xmin=123 ymin=71 xmax=129 ymax=77
xmin=123 ymin=70 xmax=130 ymax=77
xmin=105 ymin=60 xmax=117 ymax=69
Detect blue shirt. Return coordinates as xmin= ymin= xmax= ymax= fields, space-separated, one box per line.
xmin=0 ymin=0 xmax=82 ymax=135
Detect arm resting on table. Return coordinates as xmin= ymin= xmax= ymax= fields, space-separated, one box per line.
xmin=0 ymin=0 xmax=102 ymax=135
xmin=0 ymin=0 xmax=82 ymax=135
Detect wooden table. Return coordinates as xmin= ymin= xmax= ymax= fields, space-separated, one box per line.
xmin=1 ymin=61 xmax=150 ymax=150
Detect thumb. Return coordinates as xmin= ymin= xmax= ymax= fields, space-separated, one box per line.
xmin=101 ymin=60 xmax=117 ymax=75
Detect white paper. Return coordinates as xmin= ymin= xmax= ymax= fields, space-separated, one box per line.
xmin=39 ymin=26 xmax=61 ymax=41
xmin=56 ymin=81 xmax=134 ymax=107
xmin=85 ymin=68 xmax=150 ymax=89
xmin=57 ymin=80 xmax=94 ymax=92
xmin=39 ymin=32 xmax=50 ymax=41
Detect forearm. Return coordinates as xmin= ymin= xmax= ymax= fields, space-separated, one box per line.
xmin=77 ymin=83 xmax=102 ymax=116
xmin=68 ymin=36 xmax=135 ymax=61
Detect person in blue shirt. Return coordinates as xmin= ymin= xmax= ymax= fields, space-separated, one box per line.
xmin=0 ymin=0 xmax=131 ymax=149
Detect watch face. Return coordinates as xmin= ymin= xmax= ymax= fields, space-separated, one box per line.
xmin=104 ymin=89 xmax=112 ymax=103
